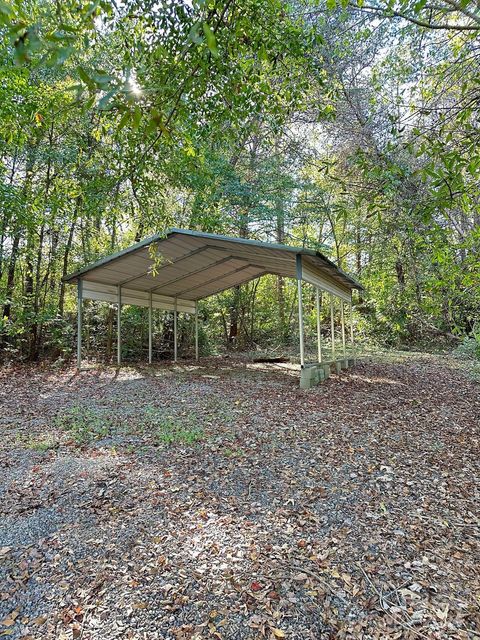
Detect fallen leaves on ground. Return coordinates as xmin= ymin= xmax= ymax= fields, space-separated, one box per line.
xmin=0 ymin=354 xmax=479 ymax=639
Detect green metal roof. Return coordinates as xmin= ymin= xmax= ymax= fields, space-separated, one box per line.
xmin=64 ymin=228 xmax=363 ymax=291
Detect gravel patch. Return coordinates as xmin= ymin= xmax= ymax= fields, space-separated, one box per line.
xmin=0 ymin=356 xmax=479 ymax=639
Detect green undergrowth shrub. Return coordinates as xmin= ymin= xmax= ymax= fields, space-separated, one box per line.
xmin=453 ymin=327 xmax=480 ymax=382
xmin=470 ymin=365 xmax=480 ymax=383
xmin=454 ymin=331 xmax=480 ymax=361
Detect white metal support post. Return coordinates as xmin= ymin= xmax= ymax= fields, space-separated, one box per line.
xmin=77 ymin=279 xmax=83 ymax=370
xmin=173 ymin=297 xmax=178 ymax=362
xmin=148 ymin=290 xmax=153 ymax=364
xmin=195 ymin=301 xmax=199 ymax=361
xmin=349 ymin=300 xmax=355 ymax=360
xmin=330 ymin=294 xmax=335 ymax=361
xmin=296 ymin=255 xmax=305 ymax=368
xmin=340 ymin=300 xmax=346 ymax=358
xmin=117 ymin=285 xmax=122 ymax=365
xmin=315 ymin=287 xmax=322 ymax=363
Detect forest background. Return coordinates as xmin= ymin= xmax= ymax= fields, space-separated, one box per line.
xmin=0 ymin=0 xmax=478 ymax=363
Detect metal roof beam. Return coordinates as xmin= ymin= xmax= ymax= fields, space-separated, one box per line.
xmin=117 ymin=245 xmax=213 ymax=287
xmin=115 ymin=243 xmax=290 ymax=289
xmin=176 ymin=263 xmax=263 ymax=298
xmin=146 ymin=250 xmax=293 ymax=296
xmin=194 ymin=269 xmax=268 ymax=300
xmin=149 ymin=256 xmax=244 ymax=294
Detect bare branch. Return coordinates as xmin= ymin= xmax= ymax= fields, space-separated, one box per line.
xmin=353 ymin=2 xmax=480 ymax=30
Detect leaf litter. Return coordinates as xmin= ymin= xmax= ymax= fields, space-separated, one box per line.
xmin=0 ymin=355 xmax=479 ymax=639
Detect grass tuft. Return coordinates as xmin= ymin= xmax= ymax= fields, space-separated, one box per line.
xmin=54 ymin=403 xmax=204 ymax=446
xmin=142 ymin=406 xmax=204 ymax=445
xmin=54 ymin=405 xmax=111 ymax=444
xmin=26 ymin=436 xmax=58 ymax=452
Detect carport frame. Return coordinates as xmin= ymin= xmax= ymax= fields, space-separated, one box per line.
xmin=65 ymin=229 xmax=363 ymax=386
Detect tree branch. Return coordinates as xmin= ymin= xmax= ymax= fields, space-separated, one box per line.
xmin=353 ymin=3 xmax=480 ymax=30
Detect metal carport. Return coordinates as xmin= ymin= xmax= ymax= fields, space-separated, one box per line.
xmin=64 ymin=228 xmax=363 ymax=387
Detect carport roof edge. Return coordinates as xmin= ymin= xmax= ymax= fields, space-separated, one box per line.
xmin=63 ymin=228 xmax=363 ymax=292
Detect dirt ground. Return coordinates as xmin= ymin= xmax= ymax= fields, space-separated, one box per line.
xmin=0 ymin=354 xmax=479 ymax=639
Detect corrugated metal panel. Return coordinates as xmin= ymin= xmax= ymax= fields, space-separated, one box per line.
xmin=82 ymin=282 xmax=195 ymax=313
xmin=65 ymin=228 xmax=363 ymax=303
xmin=119 ymin=245 xmax=214 ymax=289
xmin=192 ymin=265 xmax=265 ymax=299
xmin=201 ymin=241 xmax=296 ymax=264
xmin=194 ymin=267 xmax=266 ymax=299
xmin=83 ymin=258 xmax=150 ymax=283
xmin=133 ymin=248 xmax=228 ymax=290
xmin=159 ymin=258 xmax=249 ymax=297
xmin=302 ymin=263 xmax=351 ymax=302
xmin=83 ymin=241 xmax=205 ymax=287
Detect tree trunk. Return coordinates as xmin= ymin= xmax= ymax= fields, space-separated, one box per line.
xmin=105 ymin=306 xmax=114 ymax=362
xmin=395 ymin=258 xmax=405 ymax=290
xmin=275 ymin=184 xmax=287 ymax=343
xmin=2 ymin=231 xmax=20 ymax=321
xmin=2 ymin=141 xmax=39 ymax=322
xmin=228 ymin=136 xmax=257 ymax=347
xmin=58 ymin=217 xmax=77 ymax=316
xmin=0 ymin=151 xmax=18 ymax=282
xmin=29 ymin=122 xmax=55 ymax=360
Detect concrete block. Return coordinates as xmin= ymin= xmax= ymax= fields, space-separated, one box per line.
xmin=299 ymin=376 xmax=311 ymax=390
xmin=325 ymin=361 xmax=335 ymax=373
xmin=334 ymin=361 xmax=342 ymax=374
xmin=300 ymin=367 xmax=315 ymax=389
xmin=322 ymin=364 xmax=331 ymax=379
xmin=300 ymin=365 xmax=327 ymax=389
xmin=348 ymin=358 xmax=356 ymax=367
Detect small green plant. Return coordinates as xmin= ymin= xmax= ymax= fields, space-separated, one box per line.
xmin=156 ymin=417 xmax=203 ymax=445
xmin=142 ymin=406 xmax=203 ymax=445
xmin=453 ymin=327 xmax=480 ymax=382
xmin=454 ymin=329 xmax=480 ymax=361
xmin=26 ymin=436 xmax=58 ymax=452
xmin=55 ymin=405 xmax=111 ymax=444
xmin=54 ymin=404 xmax=204 ymax=447
xmin=223 ymin=446 xmax=244 ymax=458
xmin=469 ymin=363 xmax=480 ymax=383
